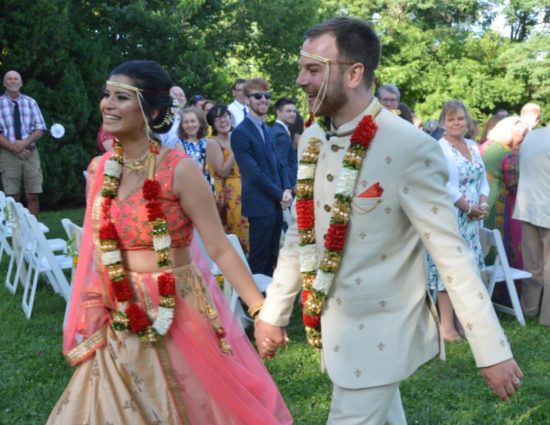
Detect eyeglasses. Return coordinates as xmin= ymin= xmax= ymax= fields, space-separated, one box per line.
xmin=381 ymin=97 xmax=398 ymax=103
xmin=248 ymin=92 xmax=272 ymax=100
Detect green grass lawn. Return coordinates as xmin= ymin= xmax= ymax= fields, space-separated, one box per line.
xmin=0 ymin=209 xmax=549 ymax=425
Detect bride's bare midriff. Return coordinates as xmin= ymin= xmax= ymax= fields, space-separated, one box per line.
xmin=121 ymin=247 xmax=192 ymax=272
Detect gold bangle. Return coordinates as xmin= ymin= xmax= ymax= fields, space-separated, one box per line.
xmin=247 ymin=300 xmax=264 ymax=318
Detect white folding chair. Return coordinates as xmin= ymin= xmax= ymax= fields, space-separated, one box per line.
xmin=20 ymin=212 xmax=73 ymax=319
xmin=61 ymin=218 xmax=83 ymax=284
xmin=0 ymin=191 xmax=14 ymax=263
xmin=5 ymin=198 xmax=66 ymax=295
xmin=224 ymin=234 xmax=271 ymax=329
xmin=479 ymin=227 xmax=529 ymax=326
xmin=61 ymin=218 xmax=83 ymax=325
xmin=193 ymin=232 xmax=271 ymax=329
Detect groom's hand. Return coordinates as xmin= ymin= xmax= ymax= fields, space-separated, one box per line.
xmin=479 ymin=358 xmax=524 ymax=400
xmin=254 ymin=319 xmax=288 ymax=359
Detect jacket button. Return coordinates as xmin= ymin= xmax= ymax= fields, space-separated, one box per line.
xmin=327 ymin=174 xmax=334 ymax=182
xmin=331 ymin=144 xmax=340 ymax=152
xmin=324 ymin=204 xmax=331 ymax=212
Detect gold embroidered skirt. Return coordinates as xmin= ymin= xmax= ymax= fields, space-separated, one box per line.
xmin=47 ymin=263 xmax=291 ymax=425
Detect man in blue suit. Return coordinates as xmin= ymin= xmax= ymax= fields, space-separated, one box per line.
xmin=231 ymin=78 xmax=293 ymax=276
xmin=271 ymin=97 xmax=298 ymax=191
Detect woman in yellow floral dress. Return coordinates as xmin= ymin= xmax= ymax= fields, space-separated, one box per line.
xmin=206 ymin=104 xmax=249 ymax=252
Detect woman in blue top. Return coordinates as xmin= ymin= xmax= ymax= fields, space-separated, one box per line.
xmin=179 ymin=106 xmax=213 ymax=190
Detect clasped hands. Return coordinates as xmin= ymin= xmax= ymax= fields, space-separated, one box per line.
xmin=280 ymin=189 xmax=293 ymax=209
xmin=254 ymin=319 xmax=288 ymax=359
xmin=10 ymin=140 xmax=31 ymax=160
xmin=468 ymin=203 xmax=488 ymax=221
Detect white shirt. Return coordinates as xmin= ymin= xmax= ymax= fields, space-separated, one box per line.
xmin=228 ymin=100 xmax=248 ymax=128
xmin=275 ymin=119 xmax=290 ymax=135
xmin=157 ymin=114 xmax=181 ymax=149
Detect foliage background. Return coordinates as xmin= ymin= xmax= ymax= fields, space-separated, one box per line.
xmin=0 ymin=0 xmax=548 ymax=207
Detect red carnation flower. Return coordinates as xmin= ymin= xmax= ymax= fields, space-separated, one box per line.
xmin=324 ymin=223 xmax=348 ymax=252
xmin=350 ymin=115 xmax=378 ymax=149
xmin=301 ymin=289 xmax=311 ymax=305
xmin=303 ymin=312 xmax=321 ymax=329
xmin=295 ymin=199 xmax=315 ymax=230
xmin=143 ymin=179 xmax=161 ymax=200
xmin=112 ymin=277 xmax=133 ymax=302
xmin=126 ymin=303 xmax=150 ymax=333
xmin=101 ymin=197 xmax=112 ymax=214
xmin=99 ymin=222 xmax=117 ymax=241
xmin=146 ymin=201 xmax=165 ymax=221
xmin=158 ymin=272 xmax=176 ymax=296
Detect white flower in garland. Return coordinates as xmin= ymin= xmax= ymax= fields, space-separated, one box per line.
xmin=153 ymin=235 xmax=172 ymax=251
xmin=153 ymin=306 xmax=175 ymax=335
xmin=298 ymin=163 xmax=316 ymax=180
xmin=313 ymin=270 xmax=335 ymax=293
xmin=299 ymin=244 xmax=319 ymax=272
xmin=335 ymin=167 xmax=358 ymax=197
xmin=101 ymin=250 xmax=122 ymax=266
xmin=105 ymin=159 xmax=122 ymax=178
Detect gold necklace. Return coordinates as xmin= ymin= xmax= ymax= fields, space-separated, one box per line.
xmin=123 ymin=151 xmax=154 ymax=172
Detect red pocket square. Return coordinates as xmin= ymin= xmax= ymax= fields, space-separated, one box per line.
xmin=358 ymin=182 xmax=384 ymax=198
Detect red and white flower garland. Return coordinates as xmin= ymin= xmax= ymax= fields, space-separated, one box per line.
xmin=296 ymin=112 xmax=379 ymax=348
xmin=100 ymin=140 xmax=176 ymax=343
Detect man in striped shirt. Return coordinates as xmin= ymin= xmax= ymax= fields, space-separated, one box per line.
xmin=0 ymin=70 xmax=46 ymax=216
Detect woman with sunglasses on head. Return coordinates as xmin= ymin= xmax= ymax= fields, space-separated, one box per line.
xmin=206 ymin=104 xmax=249 ymax=253
xmin=47 ymin=60 xmax=292 ymax=425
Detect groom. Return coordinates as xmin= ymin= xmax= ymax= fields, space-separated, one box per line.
xmin=255 ymin=17 xmax=523 ymax=424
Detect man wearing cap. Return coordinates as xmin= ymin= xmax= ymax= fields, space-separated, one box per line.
xmin=0 ymin=70 xmax=46 ymax=216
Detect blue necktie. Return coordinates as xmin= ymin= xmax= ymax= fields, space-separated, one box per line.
xmin=261 ymin=123 xmax=281 ymax=188
xmin=12 ymin=101 xmax=22 ymax=140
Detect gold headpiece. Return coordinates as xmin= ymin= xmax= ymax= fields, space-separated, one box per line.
xmin=299 ymin=50 xmax=355 ymax=127
xmin=105 ymin=80 xmax=177 ymax=136
xmin=106 ymin=80 xmax=151 ymax=137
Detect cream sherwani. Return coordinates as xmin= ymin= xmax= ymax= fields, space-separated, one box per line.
xmin=260 ymin=99 xmax=512 ymax=392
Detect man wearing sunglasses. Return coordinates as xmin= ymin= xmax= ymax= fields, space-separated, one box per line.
xmin=231 ymin=78 xmax=293 ymax=277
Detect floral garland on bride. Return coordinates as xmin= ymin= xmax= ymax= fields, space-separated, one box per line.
xmin=296 ymin=110 xmax=379 ymax=348
xmin=99 ymin=139 xmax=176 ymax=343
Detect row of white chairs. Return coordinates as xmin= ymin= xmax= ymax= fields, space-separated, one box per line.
xmin=0 ymin=191 xmax=82 ymax=319
xmin=193 ymin=230 xmax=271 ymax=329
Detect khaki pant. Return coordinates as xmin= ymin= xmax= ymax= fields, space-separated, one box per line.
xmin=327 ymin=382 xmax=407 ymax=425
xmin=0 ymin=148 xmax=43 ymax=195
xmin=520 ymin=221 xmax=550 ymax=325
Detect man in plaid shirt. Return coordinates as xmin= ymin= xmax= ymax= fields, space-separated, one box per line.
xmin=0 ymin=70 xmax=46 ymax=216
